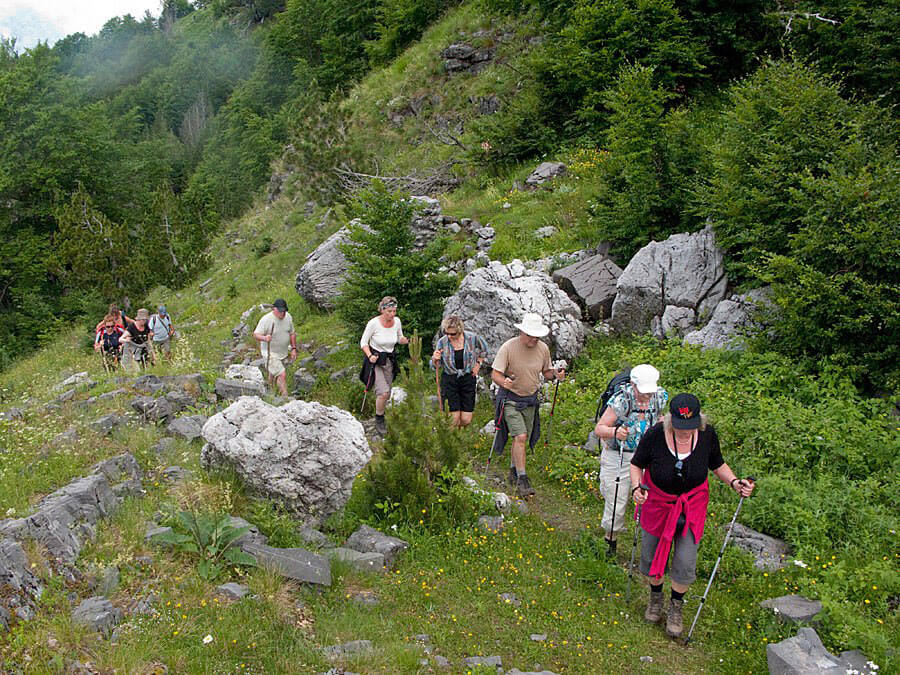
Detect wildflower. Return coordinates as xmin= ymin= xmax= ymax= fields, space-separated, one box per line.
xmin=793 ymin=559 xmax=808 ymax=568
xmin=203 ymin=634 xmax=213 ymax=644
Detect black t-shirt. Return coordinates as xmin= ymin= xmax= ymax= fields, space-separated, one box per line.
xmin=125 ymin=321 xmax=151 ymax=345
xmin=631 ymin=423 xmax=724 ymax=495
xmin=454 ymin=348 xmax=464 ymax=370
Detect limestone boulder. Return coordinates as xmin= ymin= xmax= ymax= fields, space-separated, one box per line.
xmin=295 ymin=226 xmax=354 ymax=310
xmin=766 ymin=627 xmax=877 ymax=674
xmin=729 ymin=523 xmax=791 ymax=571
xmin=552 ymin=255 xmax=622 ymax=321
xmin=683 ymin=287 xmax=771 ymax=350
xmin=525 ymin=162 xmax=567 ymax=188
xmin=442 ymin=259 xmax=585 ymax=363
xmin=225 ymin=364 xmax=265 ymax=387
xmin=201 ymin=397 xmax=371 ymax=520
xmin=215 ymin=378 xmax=265 ymax=400
xmin=610 ymin=225 xmax=727 ymax=335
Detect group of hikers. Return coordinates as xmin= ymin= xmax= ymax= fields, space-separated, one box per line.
xmin=347 ymin=296 xmax=755 ymax=641
xmin=91 ymin=293 xmax=754 ymax=642
xmin=93 ymin=303 xmax=175 ymax=373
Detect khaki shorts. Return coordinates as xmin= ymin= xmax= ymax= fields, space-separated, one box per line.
xmin=153 ymin=338 xmax=171 ymax=356
xmin=266 ymin=356 xmax=287 ymax=378
xmin=504 ymin=403 xmax=535 ymax=438
xmin=374 ymin=363 xmax=393 ymax=395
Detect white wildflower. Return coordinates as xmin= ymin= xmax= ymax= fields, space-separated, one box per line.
xmin=793 ymin=559 xmax=808 ymax=568
xmin=203 ymin=634 xmax=213 ymax=644
xmin=5 ymin=507 xmax=15 ymax=517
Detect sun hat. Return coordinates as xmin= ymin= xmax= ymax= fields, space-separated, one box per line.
xmin=515 ymin=312 xmax=550 ymax=338
xmin=135 ymin=308 xmax=150 ymax=321
xmin=670 ymin=393 xmax=702 ymax=430
xmin=630 ymin=364 xmax=660 ymax=394
xmin=273 ymin=298 xmax=288 ymax=312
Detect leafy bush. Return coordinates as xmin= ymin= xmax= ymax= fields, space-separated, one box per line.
xmin=154 ymin=510 xmax=258 ymax=581
xmin=337 ymin=181 xmax=456 ymax=341
xmin=367 ymin=0 xmax=462 ymax=65
xmin=347 ymin=336 xmax=490 ymax=531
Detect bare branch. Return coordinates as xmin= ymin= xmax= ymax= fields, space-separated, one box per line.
xmin=423 ymin=120 xmax=469 ymax=151
xmin=334 ymin=161 xmax=461 ymax=196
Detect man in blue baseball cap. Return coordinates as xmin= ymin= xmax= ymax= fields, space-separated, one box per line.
xmin=149 ymin=304 xmax=176 ymax=360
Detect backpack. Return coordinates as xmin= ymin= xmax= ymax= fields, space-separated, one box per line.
xmin=584 ymin=369 xmax=631 ymax=454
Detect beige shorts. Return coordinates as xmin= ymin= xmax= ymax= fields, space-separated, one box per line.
xmin=266 ymin=356 xmax=288 ymax=378
xmin=374 ymin=363 xmax=394 ymax=395
xmin=153 ymin=338 xmax=171 ymax=355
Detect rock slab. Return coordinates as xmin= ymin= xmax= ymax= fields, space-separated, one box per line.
xmin=344 ymin=525 xmax=408 ymax=567
xmin=442 ymin=260 xmax=585 ymax=363
xmin=215 ymin=378 xmax=265 ymax=400
xmin=760 ymin=595 xmax=823 ymax=624
xmin=242 ymin=542 xmax=331 ymax=587
xmin=72 ymin=597 xmax=122 ymax=636
xmin=610 ymin=225 xmax=727 ymax=335
xmin=729 ymin=523 xmax=790 ymax=571
xmin=552 ymin=255 xmax=622 ymax=321
xmin=766 ymin=627 xmax=876 ymax=674
xmin=202 ymin=397 xmax=371 ymax=520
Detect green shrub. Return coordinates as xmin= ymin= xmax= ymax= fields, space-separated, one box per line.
xmin=367 ymin=0 xmax=462 ymax=65
xmin=349 ymin=336 xmax=490 ymax=531
xmin=336 ymin=181 xmax=456 ymax=341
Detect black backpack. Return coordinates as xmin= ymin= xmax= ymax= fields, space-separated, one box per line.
xmin=593 ymin=369 xmax=632 ymax=424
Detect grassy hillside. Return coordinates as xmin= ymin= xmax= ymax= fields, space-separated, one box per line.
xmin=1 ymin=1 xmax=897 ymax=672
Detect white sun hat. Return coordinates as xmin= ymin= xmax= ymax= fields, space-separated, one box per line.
xmin=630 ymin=364 xmax=660 ymax=394
xmin=515 ymin=312 xmax=550 ymax=338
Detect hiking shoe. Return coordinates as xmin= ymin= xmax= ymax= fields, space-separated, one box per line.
xmin=645 ymin=591 xmax=664 ymax=624
xmin=516 ymin=474 xmax=536 ymax=498
xmin=666 ymin=597 xmax=684 ymax=638
xmin=374 ymin=416 xmax=387 ymax=436
xmin=508 ymin=467 xmax=518 ymax=488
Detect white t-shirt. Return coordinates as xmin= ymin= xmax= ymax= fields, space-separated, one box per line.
xmin=255 ymin=311 xmax=295 ymax=361
xmin=360 ymin=316 xmax=404 ymax=353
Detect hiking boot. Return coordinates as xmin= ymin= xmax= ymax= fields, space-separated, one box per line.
xmin=645 ymin=590 xmax=664 ymax=624
xmin=374 ymin=415 xmax=387 ymax=436
xmin=516 ymin=474 xmax=536 ymax=498
xmin=666 ymin=597 xmax=684 ymax=638
xmin=508 ymin=467 xmax=518 ymax=488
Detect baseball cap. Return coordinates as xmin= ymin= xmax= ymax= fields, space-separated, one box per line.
xmin=273 ymin=298 xmax=288 ymax=312
xmin=158 ymin=305 xmax=167 ymax=314
xmin=630 ymin=364 xmax=660 ymax=394
xmin=670 ymin=393 xmax=702 ymax=429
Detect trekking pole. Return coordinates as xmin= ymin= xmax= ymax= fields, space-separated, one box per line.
xmin=684 ymin=477 xmax=756 ymax=645
xmin=626 ymin=482 xmax=649 ymax=603
xmin=543 ymin=378 xmax=560 ymax=448
xmin=608 ymin=429 xmax=624 ymax=543
xmin=360 ymin=365 xmax=375 ymax=413
xmin=265 ymin=324 xmax=274 ymax=392
xmin=484 ymin=395 xmax=507 ymax=478
xmin=435 ymin=361 xmax=443 ymax=412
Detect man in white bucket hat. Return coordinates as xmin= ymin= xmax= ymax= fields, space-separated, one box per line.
xmin=491 ymin=312 xmax=566 ymax=498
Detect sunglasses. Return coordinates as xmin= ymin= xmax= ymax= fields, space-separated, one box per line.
xmin=445 ymin=331 xmax=459 ymax=337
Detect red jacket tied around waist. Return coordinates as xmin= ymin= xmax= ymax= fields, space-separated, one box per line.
xmin=637 ymin=472 xmax=710 ymax=578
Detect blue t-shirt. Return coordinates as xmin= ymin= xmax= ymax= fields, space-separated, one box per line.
xmin=606 ymin=384 xmax=668 ymax=452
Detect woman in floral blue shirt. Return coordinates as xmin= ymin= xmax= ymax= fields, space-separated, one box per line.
xmin=431 ymin=316 xmax=489 ymax=428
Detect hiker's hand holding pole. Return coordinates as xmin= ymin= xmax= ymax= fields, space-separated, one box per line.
xmin=630 ymin=464 xmax=648 ymax=504
xmin=732 ymin=478 xmax=755 ymax=498
xmin=431 ymin=349 xmax=442 ymax=365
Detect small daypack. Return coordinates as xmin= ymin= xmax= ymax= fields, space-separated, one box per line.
xmin=583 ymin=368 xmax=631 ymax=454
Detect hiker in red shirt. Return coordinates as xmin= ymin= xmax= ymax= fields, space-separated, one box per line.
xmin=630 ymin=393 xmax=754 ymax=638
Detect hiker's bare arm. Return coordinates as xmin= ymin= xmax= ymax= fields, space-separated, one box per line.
xmin=491 ymin=369 xmax=515 ymax=390
xmin=595 ymin=407 xmax=626 ymax=440
xmin=253 ymin=331 xmax=271 ymax=343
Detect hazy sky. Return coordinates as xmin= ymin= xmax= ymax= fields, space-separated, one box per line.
xmin=0 ymin=0 xmax=161 ymax=50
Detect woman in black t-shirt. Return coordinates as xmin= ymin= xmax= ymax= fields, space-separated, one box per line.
xmin=629 ymin=393 xmax=754 ymax=638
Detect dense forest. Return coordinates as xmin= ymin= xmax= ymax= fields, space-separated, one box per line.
xmin=0 ymin=0 xmax=896 ymax=390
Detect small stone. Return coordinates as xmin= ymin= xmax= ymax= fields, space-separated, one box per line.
xmin=760 ymin=595 xmax=823 ymax=624
xmin=640 ymin=655 xmax=653 ymax=663
xmin=463 ymin=655 xmax=502 ymax=668
xmin=72 ymin=597 xmax=122 ymax=636
xmin=412 ymin=634 xmax=430 ymax=644
xmin=433 ymin=655 xmax=451 ymax=667
xmin=499 ymin=592 xmax=520 ymax=606
xmin=531 ymin=634 xmax=547 ymax=642
xmin=321 ymin=640 xmax=372 ymax=659
xmin=350 ymin=590 xmax=379 ymax=606
xmin=215 ymin=582 xmax=249 ymax=600
xmin=161 ymin=466 xmax=191 ymax=483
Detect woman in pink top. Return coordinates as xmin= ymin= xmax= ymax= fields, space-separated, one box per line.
xmin=629 ymin=393 xmax=754 ymax=638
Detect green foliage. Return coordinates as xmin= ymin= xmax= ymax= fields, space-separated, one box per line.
xmin=349 ymin=336 xmax=489 ymax=530
xmin=367 ymin=0 xmax=462 ymax=65
xmin=587 ymin=65 xmax=682 ymax=258
xmin=467 ymin=84 xmax=558 ymax=166
xmin=536 ymin=0 xmax=708 ymax=138
xmin=336 ymin=181 xmax=456 ymax=340
xmin=155 ymin=510 xmax=258 ymax=581
xmin=783 ymin=0 xmax=900 ymax=106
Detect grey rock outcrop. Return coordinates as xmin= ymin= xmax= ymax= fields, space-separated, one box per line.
xmin=201 ymin=397 xmax=371 ymax=520
xmin=241 ymin=542 xmax=331 ymax=586
xmin=295 ymin=226 xmax=355 ymax=310
xmin=0 ymin=538 xmax=43 ymax=632
xmin=552 ymin=255 xmax=623 ymax=321
xmin=72 ymin=597 xmax=122 ymax=636
xmin=766 ymin=627 xmax=877 ymax=674
xmin=760 ymin=595 xmax=823 ymax=624
xmin=130 ymin=396 xmax=172 ymax=423
xmin=216 ymin=582 xmax=250 ymax=600
xmin=344 ymin=525 xmax=408 ymax=567
xmin=292 ymin=369 xmax=317 ymax=397
xmin=441 ymin=43 xmax=494 ymax=73
xmin=0 ymin=408 xmax=24 ymax=422
xmin=610 ymin=225 xmax=727 ymax=335
xmin=442 ymin=260 xmax=585 ymax=363
xmin=215 ymin=378 xmax=265 ymax=400
xmin=683 ymin=287 xmax=771 ymax=350
xmin=225 ymin=364 xmax=265 ymax=387
xmin=55 ymin=372 xmax=91 ymax=391
xmin=525 ymin=162 xmax=567 ymax=188
xmin=166 ymin=415 xmax=207 ymax=441
xmin=91 ymin=413 xmax=127 ymax=435
xmin=328 ymin=547 xmax=385 ymax=572
xmin=0 ymin=455 xmax=142 ymax=565
xmin=729 ymin=523 xmax=790 ymax=571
